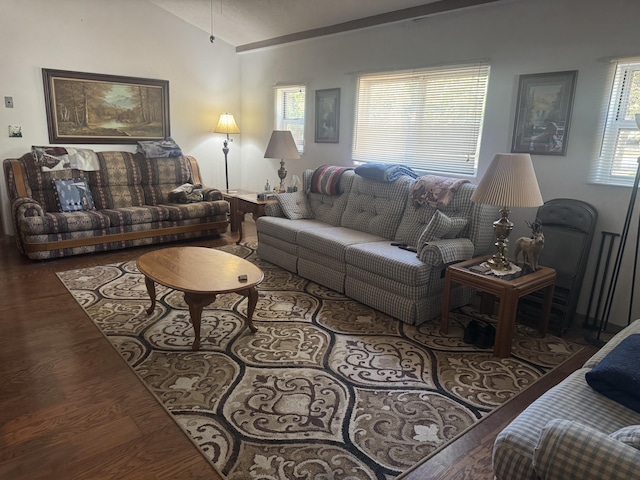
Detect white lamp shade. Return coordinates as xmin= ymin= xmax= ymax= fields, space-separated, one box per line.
xmin=214 ymin=113 xmax=240 ymax=134
xmin=471 ymin=153 xmax=543 ymax=207
xmin=264 ymin=130 xmax=301 ymax=160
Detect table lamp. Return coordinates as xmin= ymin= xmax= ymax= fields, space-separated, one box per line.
xmin=264 ymin=130 xmax=301 ymax=192
xmin=214 ymin=113 xmax=240 ymax=190
xmin=471 ymin=153 xmax=543 ymax=271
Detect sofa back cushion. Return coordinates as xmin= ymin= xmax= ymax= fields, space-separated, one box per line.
xmin=395 ymin=182 xmax=494 ymax=255
xmin=88 ymin=152 xmax=145 ymax=209
xmin=16 ymin=152 xmax=88 ymax=213
xmin=302 ymin=168 xmax=355 ymax=226
xmin=340 ymin=174 xmax=411 ymax=239
xmin=138 ymin=155 xmax=193 ymax=205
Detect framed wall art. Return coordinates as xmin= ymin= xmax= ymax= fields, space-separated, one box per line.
xmin=42 ymin=69 xmax=170 ymax=144
xmin=511 ymin=70 xmax=577 ymax=156
xmin=315 ymin=88 xmax=340 ymax=143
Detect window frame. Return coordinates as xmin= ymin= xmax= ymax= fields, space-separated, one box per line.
xmin=274 ymin=84 xmax=306 ymax=154
xmin=352 ymin=62 xmax=490 ymax=177
xmin=594 ymin=58 xmax=640 ymax=186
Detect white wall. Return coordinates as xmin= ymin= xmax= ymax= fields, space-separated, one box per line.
xmin=238 ymin=0 xmax=640 ymax=327
xmin=1 ymin=0 xmax=240 ymax=234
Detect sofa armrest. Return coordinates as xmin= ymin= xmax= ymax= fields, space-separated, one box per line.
xmin=265 ymin=201 xmax=286 ymax=217
xmin=533 ymin=419 xmax=640 ymax=480
xmin=13 ymin=197 xmax=46 ymax=218
xmin=418 ymin=238 xmax=475 ymax=266
xmin=200 ymin=187 xmax=223 ymax=202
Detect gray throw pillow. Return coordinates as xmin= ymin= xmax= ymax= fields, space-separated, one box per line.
xmin=610 ymin=425 xmax=640 ymax=450
xmin=418 ymin=210 xmax=467 ymax=245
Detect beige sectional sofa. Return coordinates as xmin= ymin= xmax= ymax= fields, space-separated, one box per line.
xmin=3 ymin=151 xmax=229 ymax=260
xmin=256 ymin=167 xmax=495 ymax=325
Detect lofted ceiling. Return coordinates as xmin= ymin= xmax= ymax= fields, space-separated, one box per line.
xmin=148 ymin=0 xmax=500 ymax=51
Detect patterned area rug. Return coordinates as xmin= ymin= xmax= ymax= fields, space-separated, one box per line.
xmin=56 ymin=243 xmax=582 ymax=480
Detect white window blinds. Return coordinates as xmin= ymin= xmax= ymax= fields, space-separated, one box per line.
xmin=594 ymin=58 xmax=640 ymax=186
xmin=353 ymin=62 xmax=489 ymax=176
xmin=275 ymin=85 xmax=306 ymax=154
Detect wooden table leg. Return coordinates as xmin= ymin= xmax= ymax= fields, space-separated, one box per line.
xmin=184 ymin=293 xmax=217 ymax=351
xmin=539 ymin=283 xmax=555 ymax=335
xmin=440 ymin=268 xmax=453 ymax=334
xmin=236 ymin=211 xmax=244 ymax=245
xmin=144 ymin=276 xmax=157 ymax=314
xmin=241 ymin=286 xmax=259 ymax=332
xmin=493 ymin=288 xmax=519 ymax=358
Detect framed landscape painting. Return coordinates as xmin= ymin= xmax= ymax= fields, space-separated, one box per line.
xmin=42 ymin=69 xmax=170 ymax=144
xmin=511 ymin=70 xmax=577 ymax=156
xmin=315 ymin=88 xmax=340 ymax=143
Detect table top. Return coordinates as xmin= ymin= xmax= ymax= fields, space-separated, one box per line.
xmin=222 ymin=190 xmax=276 ymax=205
xmin=137 ymin=246 xmax=264 ymax=294
xmin=449 ymin=255 xmax=556 ymax=287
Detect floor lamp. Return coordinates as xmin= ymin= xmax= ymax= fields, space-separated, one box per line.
xmin=214 ymin=113 xmax=240 ymax=190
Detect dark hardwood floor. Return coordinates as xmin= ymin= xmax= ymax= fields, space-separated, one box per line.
xmin=0 ymin=219 xmax=597 ymax=479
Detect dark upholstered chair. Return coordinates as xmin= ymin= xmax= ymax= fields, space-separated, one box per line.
xmin=518 ymin=198 xmax=598 ymax=335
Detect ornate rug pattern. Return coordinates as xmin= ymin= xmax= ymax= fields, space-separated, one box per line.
xmin=56 ymin=243 xmax=582 ymax=479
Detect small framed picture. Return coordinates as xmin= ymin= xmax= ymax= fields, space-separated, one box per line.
xmin=511 ymin=71 xmax=577 ymax=156
xmin=315 ymin=88 xmax=340 ymax=143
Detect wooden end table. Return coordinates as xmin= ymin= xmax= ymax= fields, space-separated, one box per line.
xmin=137 ymin=246 xmax=263 ymax=350
xmin=222 ymin=190 xmax=277 ymax=244
xmin=440 ymin=255 xmax=556 ymax=358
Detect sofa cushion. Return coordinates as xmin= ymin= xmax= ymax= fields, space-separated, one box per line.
xmin=88 ymin=151 xmax=145 ymax=209
xmin=52 ymin=178 xmax=95 ymax=212
xmin=276 ymin=191 xmax=313 ymax=219
xmin=303 ymin=169 xmax=355 ymax=226
xmin=256 ymin=216 xmax=334 ymax=244
xmin=340 ymin=174 xmax=411 ymax=239
xmin=610 ymin=425 xmax=640 ymax=450
xmin=19 ymin=210 xmax=111 ymax=235
xmin=101 ymin=206 xmax=170 ymax=227
xmin=138 ymin=155 xmax=193 ymax=205
xmin=345 ymin=241 xmax=432 ymax=285
xmin=297 ymin=227 xmax=386 ymax=262
xmin=161 ymin=201 xmax=229 ymax=221
xmin=586 ymin=334 xmax=640 ymax=413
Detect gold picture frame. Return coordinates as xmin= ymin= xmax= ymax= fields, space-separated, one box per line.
xmin=42 ymin=69 xmax=170 ymax=144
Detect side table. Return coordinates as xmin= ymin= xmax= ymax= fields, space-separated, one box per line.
xmin=440 ymin=255 xmax=556 ymax=358
xmin=222 ymin=191 xmax=276 ymax=244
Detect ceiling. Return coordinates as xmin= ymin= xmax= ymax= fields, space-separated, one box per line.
xmin=148 ymin=0 xmax=498 ymax=51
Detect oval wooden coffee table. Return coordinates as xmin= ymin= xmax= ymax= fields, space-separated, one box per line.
xmin=137 ymin=246 xmax=263 ymax=350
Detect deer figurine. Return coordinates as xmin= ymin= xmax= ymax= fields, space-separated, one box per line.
xmin=513 ymin=219 xmax=544 ymax=270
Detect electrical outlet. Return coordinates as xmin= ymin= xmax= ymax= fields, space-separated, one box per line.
xmin=4 ymin=96 xmax=14 ymax=108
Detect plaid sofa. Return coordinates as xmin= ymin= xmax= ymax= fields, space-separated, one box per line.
xmin=256 ymin=168 xmax=495 ymax=325
xmin=493 ymin=319 xmax=640 ymax=480
xmin=3 ymin=151 xmax=229 ymax=260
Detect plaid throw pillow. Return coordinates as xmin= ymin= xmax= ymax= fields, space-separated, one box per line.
xmin=276 ymin=191 xmax=313 ymax=220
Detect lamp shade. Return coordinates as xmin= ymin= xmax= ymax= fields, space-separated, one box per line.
xmin=264 ymin=130 xmax=301 ymax=160
xmin=471 ymin=153 xmax=543 ymax=207
xmin=214 ymin=113 xmax=240 ymax=134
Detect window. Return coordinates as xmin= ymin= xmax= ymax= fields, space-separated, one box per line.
xmin=595 ymin=58 xmax=640 ymax=186
xmin=353 ymin=62 xmax=489 ymax=176
xmin=275 ymin=85 xmax=306 ymax=153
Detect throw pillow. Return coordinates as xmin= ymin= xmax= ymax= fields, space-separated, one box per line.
xmin=276 ymin=191 xmax=313 ymax=220
xmin=417 ymin=210 xmax=468 ymax=247
xmin=585 ymin=333 xmax=640 ymax=414
xmin=52 ymin=178 xmax=96 ymax=212
xmin=610 ymin=425 xmax=640 ymax=450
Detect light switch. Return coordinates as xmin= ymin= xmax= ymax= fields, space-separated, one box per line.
xmin=4 ymin=96 xmax=14 ymax=108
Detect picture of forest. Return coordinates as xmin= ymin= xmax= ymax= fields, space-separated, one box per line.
xmin=43 ymin=70 xmax=169 ymax=144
